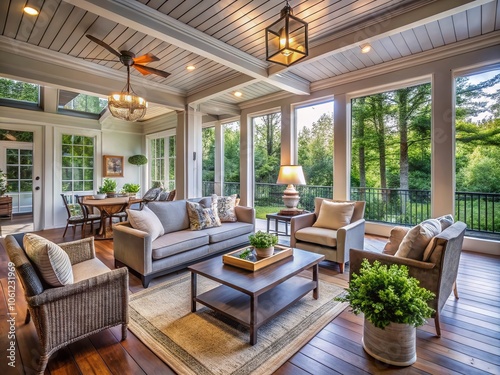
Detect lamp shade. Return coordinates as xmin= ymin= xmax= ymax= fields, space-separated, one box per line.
xmin=277 ymin=165 xmax=306 ymax=185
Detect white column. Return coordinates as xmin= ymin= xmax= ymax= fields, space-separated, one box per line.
xmin=333 ymin=94 xmax=349 ymax=200
xmin=43 ymin=87 xmax=58 ymax=113
xmin=280 ymin=103 xmax=293 ymax=165
xmin=214 ymin=121 xmax=223 ymax=196
xmin=431 ymin=69 xmax=455 ymax=217
xmin=239 ymin=110 xmax=253 ymax=207
xmin=182 ymin=105 xmax=203 ymax=198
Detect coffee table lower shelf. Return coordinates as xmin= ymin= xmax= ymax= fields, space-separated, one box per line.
xmin=193 ymin=277 xmax=316 ymax=344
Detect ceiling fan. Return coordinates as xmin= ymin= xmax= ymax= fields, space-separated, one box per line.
xmin=85 ymin=35 xmax=171 ymax=78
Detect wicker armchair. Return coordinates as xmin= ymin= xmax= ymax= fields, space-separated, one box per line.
xmin=5 ymin=233 xmax=129 ymax=374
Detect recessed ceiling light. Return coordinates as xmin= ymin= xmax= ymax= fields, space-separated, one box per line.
xmin=234 ymin=91 xmax=242 ymax=97
xmin=360 ymin=44 xmax=371 ymax=53
xmin=186 ymin=65 xmax=195 ymax=71
xmin=23 ymin=6 xmax=39 ymax=15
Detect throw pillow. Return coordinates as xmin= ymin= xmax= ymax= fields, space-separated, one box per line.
xmin=166 ymin=189 xmax=176 ymax=201
xmin=394 ymin=219 xmax=441 ymax=260
xmin=24 ymin=233 xmax=74 ymax=287
xmin=156 ymin=190 xmax=169 ymax=201
xmin=217 ymin=194 xmax=238 ymax=222
xmin=142 ymin=187 xmax=162 ymax=201
xmin=382 ymin=226 xmax=410 ymax=255
xmin=437 ymin=214 xmax=454 ymax=231
xmin=127 ymin=206 xmax=165 ymax=241
xmin=313 ymin=200 xmax=355 ymax=230
xmin=186 ymin=195 xmax=221 ymax=230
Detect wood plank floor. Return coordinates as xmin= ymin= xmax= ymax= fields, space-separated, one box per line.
xmin=0 ymin=225 xmax=499 ymax=375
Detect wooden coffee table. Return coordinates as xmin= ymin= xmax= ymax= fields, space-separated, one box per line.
xmin=188 ymin=248 xmax=325 ymax=345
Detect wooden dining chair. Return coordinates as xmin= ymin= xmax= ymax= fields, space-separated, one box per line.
xmin=75 ymin=195 xmax=101 ymax=238
xmin=61 ymin=194 xmax=86 ymax=238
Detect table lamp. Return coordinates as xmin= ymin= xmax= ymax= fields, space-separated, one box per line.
xmin=276 ymin=165 xmax=306 ymax=215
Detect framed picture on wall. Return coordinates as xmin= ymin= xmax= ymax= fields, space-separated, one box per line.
xmin=103 ymin=155 xmax=124 ymax=177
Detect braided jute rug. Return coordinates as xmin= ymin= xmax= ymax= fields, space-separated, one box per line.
xmin=129 ymin=274 xmax=347 ymax=375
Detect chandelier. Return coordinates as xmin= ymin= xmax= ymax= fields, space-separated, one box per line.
xmin=265 ymin=0 xmax=308 ymax=66
xmin=108 ymin=65 xmax=147 ymax=122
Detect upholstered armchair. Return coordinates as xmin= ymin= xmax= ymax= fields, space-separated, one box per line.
xmin=5 ymin=233 xmax=129 ymax=374
xmin=349 ymin=220 xmax=467 ymax=336
xmin=291 ymin=198 xmax=366 ymax=273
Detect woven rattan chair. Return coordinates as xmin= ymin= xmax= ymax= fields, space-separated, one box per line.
xmin=5 ymin=233 xmax=129 ymax=374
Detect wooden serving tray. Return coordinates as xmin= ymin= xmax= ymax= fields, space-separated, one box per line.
xmin=223 ymin=245 xmax=293 ymax=271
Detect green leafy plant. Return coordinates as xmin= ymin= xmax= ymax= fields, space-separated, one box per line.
xmin=335 ymin=259 xmax=435 ymax=329
xmin=0 ymin=169 xmax=8 ymax=196
xmin=128 ymin=155 xmax=148 ymax=166
xmin=248 ymin=231 xmax=278 ymax=249
xmin=99 ymin=178 xmax=117 ymax=193
xmin=121 ymin=183 xmax=141 ymax=194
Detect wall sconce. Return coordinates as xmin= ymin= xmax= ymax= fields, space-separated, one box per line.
xmin=265 ymin=1 xmax=308 ymax=67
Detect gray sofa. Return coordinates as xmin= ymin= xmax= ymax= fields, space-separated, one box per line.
xmin=113 ymin=198 xmax=255 ymax=287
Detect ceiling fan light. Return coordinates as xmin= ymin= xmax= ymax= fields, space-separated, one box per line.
xmin=265 ymin=1 xmax=308 ymax=67
xmin=108 ymin=92 xmax=147 ymax=122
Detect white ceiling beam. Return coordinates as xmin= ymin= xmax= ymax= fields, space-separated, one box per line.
xmin=62 ymin=0 xmax=310 ymax=96
xmin=269 ymin=0 xmax=495 ymax=76
xmin=187 ymin=74 xmax=258 ymax=105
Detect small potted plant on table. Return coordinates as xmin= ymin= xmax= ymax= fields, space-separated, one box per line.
xmin=99 ymin=178 xmax=117 ymax=198
xmin=121 ymin=183 xmax=141 ymax=198
xmin=335 ymin=259 xmax=435 ymax=366
xmin=248 ymin=230 xmax=278 ymax=258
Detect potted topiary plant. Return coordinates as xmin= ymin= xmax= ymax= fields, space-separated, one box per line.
xmin=121 ymin=183 xmax=141 ymax=197
xmin=248 ymin=230 xmax=278 ymax=258
xmin=99 ymin=178 xmax=118 ymax=198
xmin=128 ymin=154 xmax=148 ymax=166
xmin=335 ymin=259 xmax=435 ymax=366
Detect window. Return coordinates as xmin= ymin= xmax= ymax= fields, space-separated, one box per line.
xmin=296 ymin=101 xmax=334 ymax=210
xmin=61 ymin=134 xmax=95 ymax=193
xmin=351 ymin=83 xmax=431 ymax=225
xmin=0 ymin=76 xmax=39 ymax=108
xmin=223 ymin=121 xmax=240 ymax=196
xmin=202 ymin=126 xmax=215 ymax=195
xmin=58 ymin=90 xmax=107 ymax=116
xmin=455 ymin=68 xmax=500 ymax=236
xmin=5 ymin=146 xmax=33 ymax=213
xmin=252 ymin=112 xmax=281 ymax=216
xmin=149 ymin=133 xmax=176 ymax=190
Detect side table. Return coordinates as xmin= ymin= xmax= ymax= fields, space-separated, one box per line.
xmin=0 ymin=196 xmax=13 ymax=220
xmin=266 ymin=212 xmax=308 ymax=236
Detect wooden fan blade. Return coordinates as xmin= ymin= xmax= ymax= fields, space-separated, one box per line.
xmin=86 ymin=35 xmax=121 ymax=58
xmin=134 ymin=65 xmax=171 ymax=78
xmin=133 ymin=53 xmax=160 ymax=64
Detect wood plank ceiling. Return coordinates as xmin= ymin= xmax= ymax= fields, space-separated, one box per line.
xmin=0 ymin=0 xmax=499 ymax=120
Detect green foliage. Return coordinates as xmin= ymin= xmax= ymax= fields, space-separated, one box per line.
xmin=0 ymin=78 xmax=38 ymax=102
xmin=98 ymin=178 xmax=117 ymax=193
xmin=0 ymin=169 xmax=8 ymax=196
xmin=128 ymin=155 xmax=148 ymax=166
xmin=121 ymin=183 xmax=140 ymax=193
xmin=248 ymin=230 xmax=278 ymax=248
xmin=335 ymin=260 xmax=435 ymax=329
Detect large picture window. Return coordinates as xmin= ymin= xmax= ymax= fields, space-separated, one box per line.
xmin=149 ymin=133 xmax=176 ymax=190
xmin=61 ymin=134 xmax=95 ymax=193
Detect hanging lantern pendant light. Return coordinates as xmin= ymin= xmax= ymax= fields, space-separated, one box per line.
xmin=265 ymin=0 xmax=308 ymax=66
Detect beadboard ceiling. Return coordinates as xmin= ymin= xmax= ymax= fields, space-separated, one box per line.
xmin=0 ymin=0 xmax=499 ymax=121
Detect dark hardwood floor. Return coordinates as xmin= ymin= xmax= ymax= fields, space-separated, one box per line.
xmin=0 ymin=225 xmax=499 ymax=375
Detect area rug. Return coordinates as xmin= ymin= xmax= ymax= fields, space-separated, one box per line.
xmin=129 ymin=274 xmax=347 ymax=375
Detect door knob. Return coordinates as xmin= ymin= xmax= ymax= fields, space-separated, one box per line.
xmin=35 ymin=186 xmax=40 ymax=190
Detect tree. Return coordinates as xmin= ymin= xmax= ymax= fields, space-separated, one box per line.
xmin=254 ymin=113 xmax=281 ymax=183
xmin=0 ymin=78 xmax=38 ymax=102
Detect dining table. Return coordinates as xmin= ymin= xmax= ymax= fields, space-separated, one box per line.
xmin=83 ymin=196 xmax=139 ymax=240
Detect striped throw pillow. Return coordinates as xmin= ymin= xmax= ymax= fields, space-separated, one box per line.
xmin=24 ymin=234 xmax=74 ymax=287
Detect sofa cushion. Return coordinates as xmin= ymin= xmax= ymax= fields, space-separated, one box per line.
xmin=127 ymin=206 xmax=164 ymax=241
xmin=24 ymin=233 xmax=74 ymax=287
xmin=295 ymin=226 xmax=337 ymax=247
xmin=186 ymin=195 xmax=221 ymax=230
xmin=148 ymin=200 xmax=190 ymax=233
xmin=72 ymin=257 xmax=111 ymax=283
xmin=152 ymin=230 xmax=209 ymax=259
xmin=437 ymin=214 xmax=454 ymax=230
xmin=383 ymin=226 xmax=410 ymax=255
xmin=217 ymin=194 xmax=238 ymax=222
xmin=313 ymin=200 xmax=355 ymax=230
xmin=203 ymin=222 xmax=254 ymax=243
xmin=156 ymin=190 xmax=170 ymax=201
xmin=395 ymin=219 xmax=441 ymax=260
xmin=143 ymin=187 xmax=162 ymax=201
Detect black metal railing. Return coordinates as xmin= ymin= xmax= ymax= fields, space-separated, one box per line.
xmin=201 ymin=181 xmax=499 ymax=237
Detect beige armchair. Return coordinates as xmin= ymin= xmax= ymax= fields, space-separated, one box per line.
xmin=291 ymin=198 xmax=366 ymax=273
xmin=5 ymin=233 xmax=129 ymax=374
xmin=349 ymin=221 xmax=467 ymax=336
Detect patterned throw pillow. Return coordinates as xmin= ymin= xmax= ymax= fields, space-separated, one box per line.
xmin=186 ymin=195 xmax=221 ymax=230
xmin=24 ymin=233 xmax=74 ymax=287
xmin=217 ymin=194 xmax=238 ymax=222
xmin=143 ymin=187 xmax=162 ymax=201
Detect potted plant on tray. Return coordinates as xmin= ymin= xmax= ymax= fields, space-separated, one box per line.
xmin=335 ymin=259 xmax=435 ymax=366
xmin=248 ymin=230 xmax=278 ymax=258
